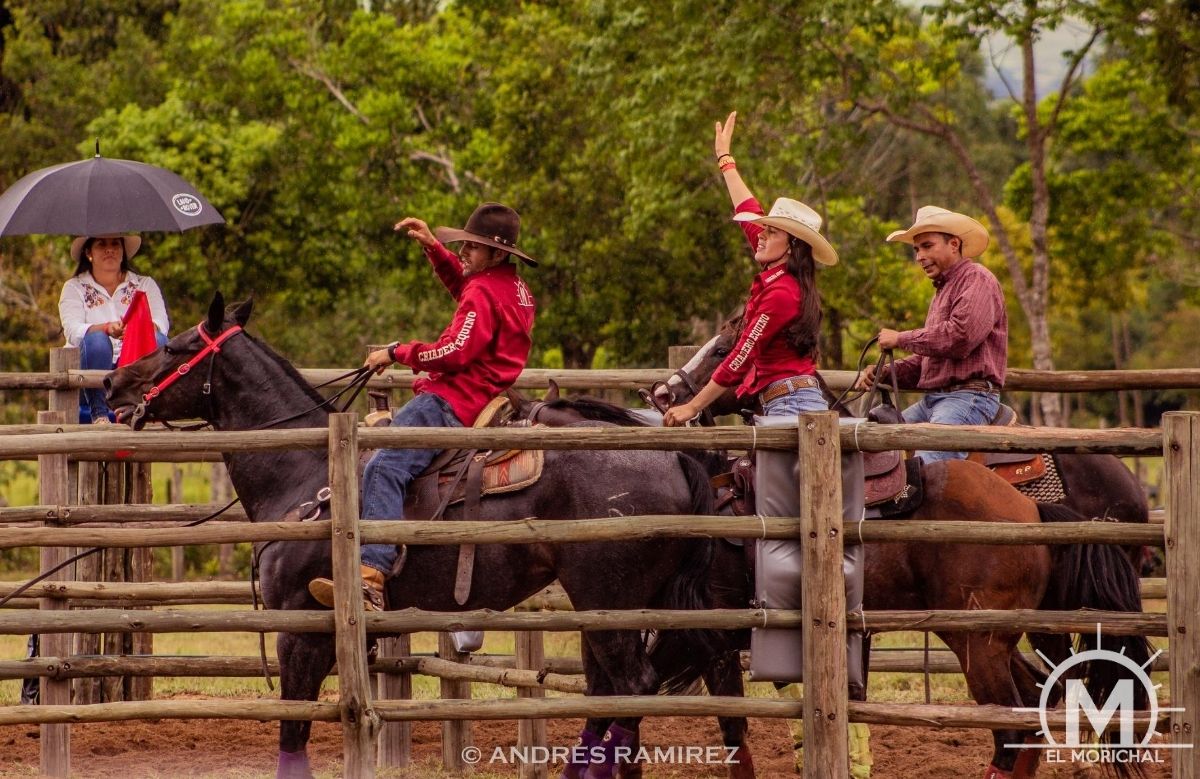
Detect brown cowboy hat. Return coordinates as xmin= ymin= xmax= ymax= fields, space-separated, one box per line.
xmin=70 ymin=234 xmax=142 ymax=263
xmin=886 ymin=206 xmax=989 ymax=258
xmin=435 ymin=202 xmax=536 ymax=267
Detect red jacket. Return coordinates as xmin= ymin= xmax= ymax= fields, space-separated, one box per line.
xmin=711 ymin=197 xmax=817 ymax=397
xmin=391 ymin=242 xmax=536 ymax=425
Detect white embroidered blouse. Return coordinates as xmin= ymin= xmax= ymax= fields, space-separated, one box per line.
xmin=58 ymin=271 xmax=170 ymax=360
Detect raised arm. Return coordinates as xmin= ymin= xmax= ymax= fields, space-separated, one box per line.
xmin=715 ymin=111 xmax=753 ymax=207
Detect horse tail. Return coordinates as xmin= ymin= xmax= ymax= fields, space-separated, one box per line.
xmin=1036 ymin=502 xmax=1153 ymax=718
xmin=650 ymin=452 xmax=729 ymax=695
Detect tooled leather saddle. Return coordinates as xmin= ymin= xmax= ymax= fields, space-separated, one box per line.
xmin=364 ymin=393 xmax=545 ymax=605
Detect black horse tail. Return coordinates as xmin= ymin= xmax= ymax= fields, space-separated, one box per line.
xmin=650 ymin=452 xmax=731 ymax=695
xmin=1035 ymin=503 xmax=1153 ymax=740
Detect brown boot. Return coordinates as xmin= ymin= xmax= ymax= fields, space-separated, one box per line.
xmin=308 ymin=565 xmax=386 ymax=611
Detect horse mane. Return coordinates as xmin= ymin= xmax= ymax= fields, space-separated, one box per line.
xmin=543 ymin=395 xmax=651 ymax=427
xmin=242 ymin=330 xmax=330 ymax=409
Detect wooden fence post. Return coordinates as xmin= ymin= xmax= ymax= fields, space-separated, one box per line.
xmin=440 ymin=633 xmax=473 ymax=771
xmin=38 ymin=409 xmax=70 ymax=778
xmin=516 ymin=629 xmax=548 ymax=779
xmin=328 ymin=412 xmax=378 ymax=778
xmin=1163 ymin=412 xmax=1200 ymax=778
xmin=128 ymin=462 xmax=154 ymax=701
xmin=376 ymin=634 xmax=412 ymax=768
xmin=798 ymin=411 xmax=849 ymax=778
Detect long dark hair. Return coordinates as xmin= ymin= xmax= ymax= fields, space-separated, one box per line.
xmin=782 ymin=236 xmax=821 ymax=359
xmin=72 ymin=238 xmax=135 ymax=277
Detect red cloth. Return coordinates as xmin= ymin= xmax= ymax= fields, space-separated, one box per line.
xmin=390 ymin=241 xmax=536 ymax=425
xmin=889 ymin=259 xmax=1008 ymax=390
xmin=117 ymin=290 xmax=158 ymax=368
xmin=711 ymin=197 xmax=817 ymax=396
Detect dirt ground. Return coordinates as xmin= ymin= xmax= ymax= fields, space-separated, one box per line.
xmin=0 ymin=706 xmax=1174 ymax=778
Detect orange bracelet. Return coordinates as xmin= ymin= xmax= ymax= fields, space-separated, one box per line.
xmin=719 ymin=161 xmax=737 ymax=172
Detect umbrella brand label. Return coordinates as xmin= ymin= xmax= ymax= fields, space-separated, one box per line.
xmin=172 ymin=193 xmax=203 ymax=216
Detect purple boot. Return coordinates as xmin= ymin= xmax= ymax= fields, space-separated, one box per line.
xmin=560 ymin=727 xmax=605 ymax=779
xmin=277 ymin=749 xmax=314 ymax=779
xmin=584 ymin=724 xmax=636 ymax=779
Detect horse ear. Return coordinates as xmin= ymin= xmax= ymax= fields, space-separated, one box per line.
xmin=231 ymin=297 xmax=254 ymax=327
xmin=206 ymin=292 xmax=225 ymax=334
xmin=505 ymin=387 xmax=527 ymax=413
xmin=546 ymin=379 xmax=560 ymax=401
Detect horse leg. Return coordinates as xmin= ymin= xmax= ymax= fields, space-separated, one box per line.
xmin=702 ymin=653 xmax=755 ymax=778
xmin=579 ymin=629 xmax=656 ymax=779
xmin=941 ymin=631 xmax=1034 ymax=778
xmin=1008 ymin=653 xmax=1048 ymax=778
xmin=562 ymin=641 xmax=614 ymax=779
xmin=276 ymin=632 xmax=336 ymax=779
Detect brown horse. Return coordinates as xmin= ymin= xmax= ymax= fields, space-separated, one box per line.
xmin=507 ymin=387 xmax=1152 ymax=779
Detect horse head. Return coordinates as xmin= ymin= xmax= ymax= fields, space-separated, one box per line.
xmin=644 ymin=310 xmax=745 ymax=418
xmin=106 ymin=291 xmax=256 ymax=429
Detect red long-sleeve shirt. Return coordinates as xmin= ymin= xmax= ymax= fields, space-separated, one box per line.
xmin=890 ymin=259 xmax=1007 ymax=390
xmin=710 ymin=197 xmax=817 ymax=397
xmin=391 ymin=241 xmax=536 ymax=425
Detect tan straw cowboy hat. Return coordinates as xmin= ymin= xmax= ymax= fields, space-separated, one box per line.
xmin=886 ymin=206 xmax=989 ymax=258
xmin=435 ymin=202 xmax=536 ymax=267
xmin=732 ymin=198 xmax=839 ymax=266
xmin=70 ymin=234 xmax=142 ymax=263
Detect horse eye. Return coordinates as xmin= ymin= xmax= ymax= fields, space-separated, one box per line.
xmin=162 ymin=345 xmax=174 ymax=355
xmin=714 ymin=347 xmax=730 ymax=358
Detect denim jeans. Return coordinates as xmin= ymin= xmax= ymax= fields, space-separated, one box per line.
xmin=78 ymin=329 xmax=167 ymax=423
xmin=360 ymin=393 xmax=463 ymax=574
xmin=902 ymin=390 xmax=1000 ymax=462
xmin=762 ymin=386 xmax=828 ymax=418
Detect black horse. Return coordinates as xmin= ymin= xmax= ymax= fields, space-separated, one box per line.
xmin=104 ymin=294 xmax=741 ymax=779
xmin=507 ymin=386 xmax=1153 ymax=779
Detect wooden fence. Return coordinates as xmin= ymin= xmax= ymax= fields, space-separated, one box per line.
xmin=2 ymin=351 xmax=1198 ymax=777
xmin=0 ymin=414 xmax=1192 ymax=778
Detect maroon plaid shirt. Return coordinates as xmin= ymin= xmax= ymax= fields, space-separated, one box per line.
xmin=890 ymin=259 xmax=1007 ymax=390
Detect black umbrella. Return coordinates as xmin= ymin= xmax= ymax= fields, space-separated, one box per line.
xmin=0 ymin=154 xmax=225 ymax=236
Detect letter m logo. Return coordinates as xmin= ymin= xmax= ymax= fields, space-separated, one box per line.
xmin=1065 ymin=679 xmax=1135 ymax=746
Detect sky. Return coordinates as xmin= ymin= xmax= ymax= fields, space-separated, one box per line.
xmin=981 ymin=18 xmax=1097 ymax=100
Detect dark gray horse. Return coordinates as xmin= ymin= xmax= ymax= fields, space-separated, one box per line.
xmin=104 ymin=294 xmax=736 ymax=779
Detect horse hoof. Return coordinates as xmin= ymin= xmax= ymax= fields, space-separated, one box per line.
xmin=277 ymin=749 xmax=314 ymax=779
xmin=728 ymin=745 xmax=756 ymax=778
xmin=983 ymin=765 xmax=1013 ymax=779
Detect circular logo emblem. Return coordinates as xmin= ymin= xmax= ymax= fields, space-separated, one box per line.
xmin=172 ymin=193 xmax=203 ymax=217
xmin=1037 ymin=646 xmax=1160 ymax=747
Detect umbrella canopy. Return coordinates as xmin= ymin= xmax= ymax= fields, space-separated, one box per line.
xmin=0 ymin=155 xmax=225 ymax=236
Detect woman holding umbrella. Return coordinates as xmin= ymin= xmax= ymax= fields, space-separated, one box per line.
xmin=58 ymin=234 xmax=169 ymax=423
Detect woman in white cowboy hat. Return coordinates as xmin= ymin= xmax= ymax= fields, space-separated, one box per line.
xmin=58 ymin=234 xmax=169 ymax=423
xmin=664 ymin=110 xmax=838 ymax=426
xmin=855 ymin=205 xmax=1007 ymax=461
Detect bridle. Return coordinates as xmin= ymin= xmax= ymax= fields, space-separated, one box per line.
xmin=129 ymin=321 xmax=373 ymax=430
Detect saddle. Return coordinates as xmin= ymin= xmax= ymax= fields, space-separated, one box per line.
xmin=864 ymin=353 xmax=1064 ymax=503
xmin=368 ymin=395 xmax=545 ymax=605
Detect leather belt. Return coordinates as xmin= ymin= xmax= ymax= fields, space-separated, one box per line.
xmin=759 ymin=375 xmax=820 ymax=405
xmin=943 ymin=379 xmax=1000 ymax=393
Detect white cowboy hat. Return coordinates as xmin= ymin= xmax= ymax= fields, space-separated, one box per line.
xmin=732 ymin=198 xmax=839 ymax=266
xmin=70 ymin=234 xmax=142 ymax=263
xmin=886 ymin=206 xmax=989 ymax=258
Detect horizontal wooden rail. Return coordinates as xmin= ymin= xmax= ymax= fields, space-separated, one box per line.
xmin=8 ymin=365 xmax=1200 ymax=393
xmin=0 ymin=516 xmax=1164 ymax=550
xmin=0 ymin=654 xmax=587 ymax=681
xmin=0 ymin=607 xmax=1164 ymax=636
xmin=0 ymin=580 xmax=258 ymax=602
xmin=0 ymin=503 xmax=248 ymax=524
xmin=0 ymin=422 xmax=1163 ymax=461
xmin=0 ymin=695 xmax=1170 ymax=731
xmin=1 ymin=647 xmax=1168 ymax=682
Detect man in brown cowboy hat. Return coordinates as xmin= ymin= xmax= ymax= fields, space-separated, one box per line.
xmin=856 ymin=205 xmax=1007 ymax=461
xmin=309 ymin=202 xmax=536 ymax=612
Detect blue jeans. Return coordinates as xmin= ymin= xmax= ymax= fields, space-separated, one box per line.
xmin=79 ymin=329 xmax=167 ymax=423
xmin=360 ymin=393 xmax=463 ymax=574
xmin=902 ymin=390 xmax=1000 ymax=462
xmin=762 ymin=386 xmax=828 ymax=418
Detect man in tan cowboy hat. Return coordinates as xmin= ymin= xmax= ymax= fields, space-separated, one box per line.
xmin=856 ymin=205 xmax=1007 ymax=461
xmin=309 ymin=202 xmax=536 ymax=613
